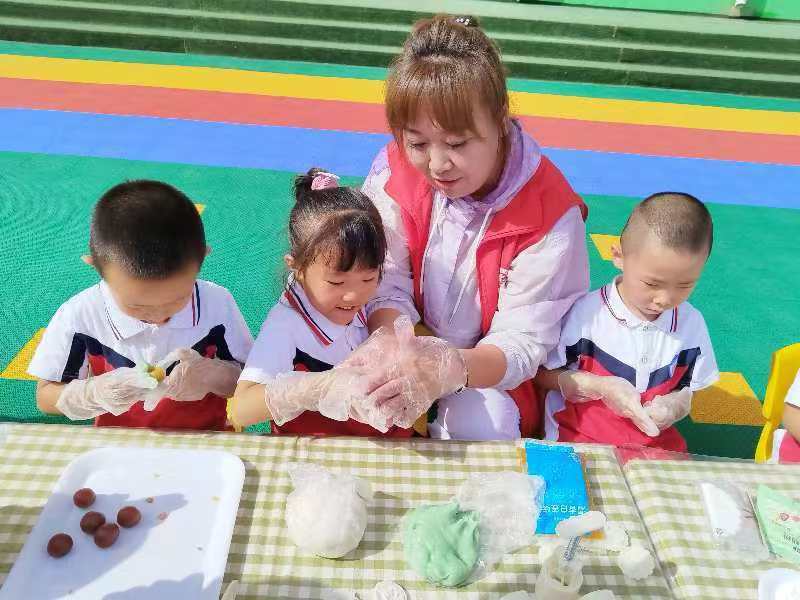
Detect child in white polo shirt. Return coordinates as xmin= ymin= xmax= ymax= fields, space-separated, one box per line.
xmin=28 ymin=180 xmax=253 ymax=430
xmin=230 ymin=168 xmax=414 ymax=438
xmin=538 ymin=192 xmax=719 ymax=451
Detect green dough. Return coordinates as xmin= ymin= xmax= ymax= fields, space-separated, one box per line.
xmin=403 ymin=502 xmax=480 ymax=587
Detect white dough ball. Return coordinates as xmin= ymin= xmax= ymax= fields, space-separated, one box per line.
xmin=372 ymin=581 xmax=408 ymax=600
xmin=285 ymin=479 xmax=368 ymax=558
xmin=617 ymin=543 xmax=655 ymax=580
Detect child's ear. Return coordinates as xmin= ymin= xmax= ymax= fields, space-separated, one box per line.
xmin=81 ymin=255 xmax=95 ymax=268
xmin=611 ymin=243 xmax=624 ymax=271
xmin=284 ymin=254 xmax=295 ymax=270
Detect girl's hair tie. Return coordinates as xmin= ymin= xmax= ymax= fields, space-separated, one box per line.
xmin=310 ymin=172 xmax=340 ymax=191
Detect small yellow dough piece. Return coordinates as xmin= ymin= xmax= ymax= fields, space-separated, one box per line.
xmin=147 ymin=365 xmax=165 ymax=383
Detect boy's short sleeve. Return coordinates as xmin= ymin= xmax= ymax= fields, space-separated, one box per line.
xmin=785 ymin=369 xmax=800 ymax=408
xmin=239 ymin=306 xmax=297 ymax=384
xmin=686 ymin=310 xmax=720 ymax=391
xmin=220 ymin=290 xmax=254 ymax=365
xmin=27 ymin=301 xmax=87 ymax=383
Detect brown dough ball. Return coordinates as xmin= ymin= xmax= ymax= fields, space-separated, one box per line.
xmin=93 ymin=523 xmax=120 ymax=548
xmin=47 ymin=533 xmax=73 ymax=558
xmin=117 ymin=506 xmax=141 ymax=528
xmin=80 ymin=511 xmax=106 ymax=534
xmin=73 ymin=488 xmax=96 ymax=508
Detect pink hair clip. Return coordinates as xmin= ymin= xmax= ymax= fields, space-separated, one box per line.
xmin=310 ymin=171 xmax=340 ymax=190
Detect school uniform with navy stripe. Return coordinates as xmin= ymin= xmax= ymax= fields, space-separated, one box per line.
xmin=543 ymin=277 xmax=719 ymax=451
xmin=28 ymin=279 xmax=253 ymax=429
xmin=240 ymin=282 xmax=413 ymax=437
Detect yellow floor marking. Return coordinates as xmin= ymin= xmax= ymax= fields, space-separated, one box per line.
xmin=1 ymin=328 xmax=44 ymax=381
xmin=691 ymin=372 xmax=764 ymax=426
xmin=590 ymin=233 xmax=619 ymax=261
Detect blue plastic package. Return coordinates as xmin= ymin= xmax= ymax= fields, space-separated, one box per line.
xmin=524 ymin=441 xmax=590 ymax=534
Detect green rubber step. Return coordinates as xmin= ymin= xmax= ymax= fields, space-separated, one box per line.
xmin=0 ymin=2 xmax=411 ymax=47
xmin=233 ymin=0 xmax=800 ymax=54
xmin=2 ymin=14 xmax=799 ymax=98
xmin=4 ymin=0 xmax=799 ymax=77
xmin=7 ymin=0 xmax=800 ymax=55
xmin=1 ymin=0 xmax=799 ymax=97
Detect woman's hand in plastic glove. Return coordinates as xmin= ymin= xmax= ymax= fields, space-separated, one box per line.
xmin=643 ymin=387 xmax=692 ymax=430
xmin=56 ymin=367 xmax=159 ymax=420
xmin=337 ymin=323 xmax=400 ymax=381
xmin=558 ymin=370 xmax=659 ymax=437
xmin=161 ymin=348 xmax=242 ymax=402
xmin=367 ymin=316 xmax=468 ymax=429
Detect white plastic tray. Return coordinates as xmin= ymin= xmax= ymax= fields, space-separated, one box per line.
xmin=0 ymin=447 xmax=245 ymax=599
xmin=759 ymin=568 xmax=800 ymax=600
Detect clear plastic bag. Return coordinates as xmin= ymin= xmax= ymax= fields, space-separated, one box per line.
xmin=699 ymin=479 xmax=769 ymax=563
xmin=456 ymin=471 xmax=546 ymax=572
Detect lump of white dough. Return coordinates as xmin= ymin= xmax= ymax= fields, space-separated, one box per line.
xmin=601 ymin=522 xmax=630 ymax=552
xmin=284 ymin=464 xmax=372 ymax=558
xmin=617 ymin=543 xmax=655 ymax=580
xmin=371 ymin=581 xmax=408 ymax=600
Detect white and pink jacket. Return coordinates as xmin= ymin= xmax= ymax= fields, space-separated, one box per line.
xmin=362 ymin=121 xmax=589 ymax=437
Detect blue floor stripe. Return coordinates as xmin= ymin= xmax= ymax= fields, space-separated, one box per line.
xmin=2 ymin=109 xmax=798 ymax=209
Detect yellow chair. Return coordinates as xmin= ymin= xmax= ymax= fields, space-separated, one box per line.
xmin=755 ymin=343 xmax=800 ymax=462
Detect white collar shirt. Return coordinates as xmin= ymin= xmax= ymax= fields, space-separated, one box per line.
xmin=240 ymin=282 xmax=368 ymax=383
xmin=28 ymin=279 xmax=253 ymax=382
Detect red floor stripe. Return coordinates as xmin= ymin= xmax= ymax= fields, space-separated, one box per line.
xmin=2 ymin=77 xmax=798 ymax=165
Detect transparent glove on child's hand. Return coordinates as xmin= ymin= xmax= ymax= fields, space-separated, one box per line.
xmin=643 ymin=387 xmax=692 ymax=430
xmin=141 ymin=348 xmax=242 ymax=411
xmin=56 ymin=367 xmax=159 ymax=420
xmin=264 ymin=367 xmax=383 ymax=429
xmin=558 ymin=370 xmax=659 ymax=437
xmin=161 ymin=348 xmax=242 ymax=401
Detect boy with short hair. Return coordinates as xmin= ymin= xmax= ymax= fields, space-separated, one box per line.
xmin=538 ymin=192 xmax=719 ymax=451
xmin=29 ymin=180 xmax=253 ymax=429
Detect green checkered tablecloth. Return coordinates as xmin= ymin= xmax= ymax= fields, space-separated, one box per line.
xmin=0 ymin=424 xmax=673 ymax=599
xmin=624 ymin=457 xmax=800 ymax=600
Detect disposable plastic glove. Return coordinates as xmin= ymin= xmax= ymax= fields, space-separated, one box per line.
xmin=558 ymin=370 xmax=659 ymax=437
xmin=56 ymin=367 xmax=159 ymax=420
xmin=337 ymin=323 xmax=400 ymax=378
xmin=363 ymin=316 xmax=468 ymax=429
xmin=160 ymin=348 xmax=242 ymax=402
xmin=643 ymin=387 xmax=693 ymax=430
xmin=263 ymin=367 xmax=388 ymax=431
